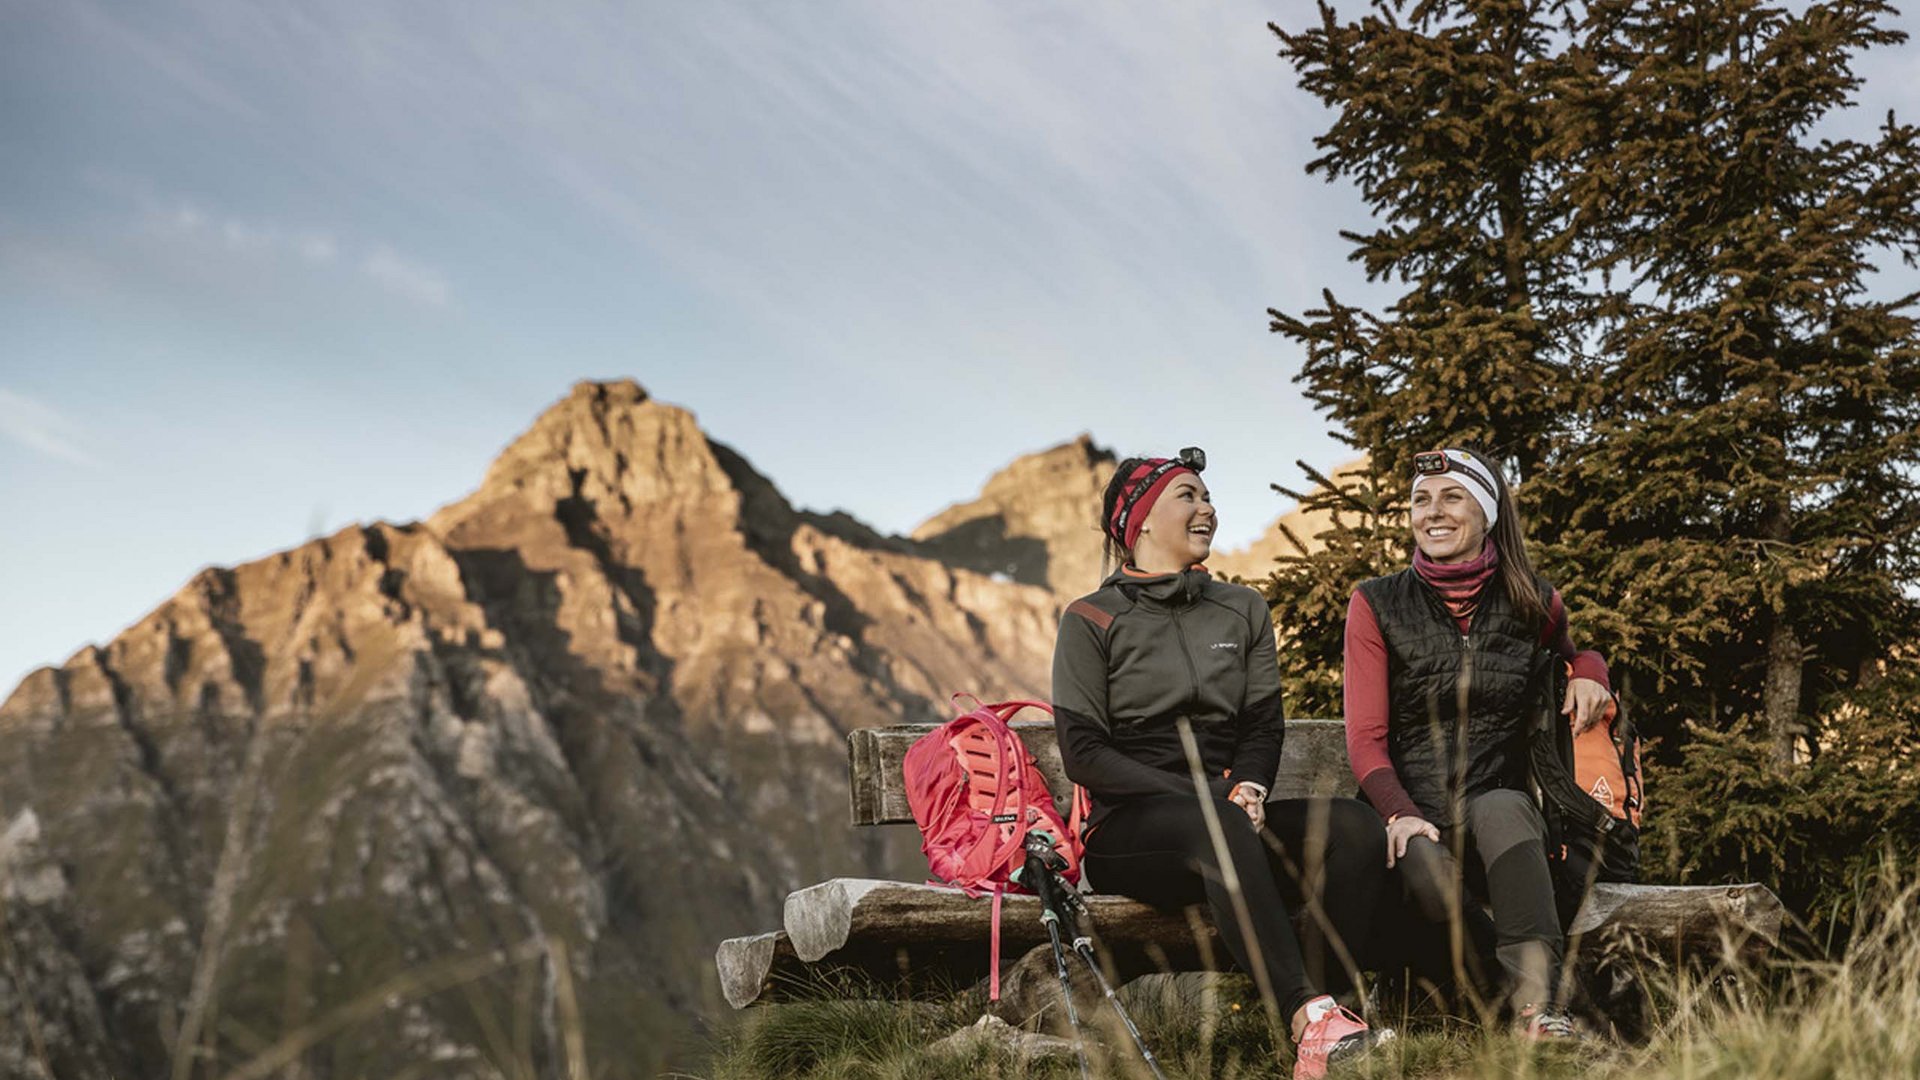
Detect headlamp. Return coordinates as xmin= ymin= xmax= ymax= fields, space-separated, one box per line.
xmin=1411 ymin=448 xmax=1500 ymax=504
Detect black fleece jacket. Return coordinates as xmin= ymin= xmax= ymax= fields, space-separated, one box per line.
xmin=1051 ymin=565 xmax=1286 ymax=832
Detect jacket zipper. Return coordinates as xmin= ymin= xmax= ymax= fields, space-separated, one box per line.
xmin=1171 ymin=606 xmax=1201 ymax=711
xmin=1436 ymin=581 xmax=1480 ymax=795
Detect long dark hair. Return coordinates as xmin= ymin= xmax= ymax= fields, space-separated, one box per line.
xmin=1460 ymin=449 xmax=1550 ymax=630
xmin=1098 ymin=456 xmax=1152 ymax=578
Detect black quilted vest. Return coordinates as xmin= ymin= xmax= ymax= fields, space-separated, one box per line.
xmin=1356 ymin=567 xmax=1550 ymax=829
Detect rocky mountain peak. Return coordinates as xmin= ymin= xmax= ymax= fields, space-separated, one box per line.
xmin=910 ymin=435 xmax=1116 ymax=595
xmin=911 ymin=444 xmax=1368 ymax=594
xmin=435 ymin=379 xmax=757 ymax=538
xmin=0 ymin=382 xmax=1065 ymax=1078
xmin=0 ymin=377 xmax=1350 ymax=1078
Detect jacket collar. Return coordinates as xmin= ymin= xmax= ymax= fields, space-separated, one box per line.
xmin=1105 ymin=563 xmax=1212 ymax=605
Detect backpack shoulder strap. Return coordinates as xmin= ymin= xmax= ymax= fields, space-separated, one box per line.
xmin=988 ymin=700 xmax=1051 ymax=723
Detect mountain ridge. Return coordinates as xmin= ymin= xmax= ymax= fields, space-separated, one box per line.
xmin=0 ymin=379 xmax=1341 ymax=1078
xmin=0 ymin=379 xmax=1059 ymax=1078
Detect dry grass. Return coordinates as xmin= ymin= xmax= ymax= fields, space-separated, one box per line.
xmin=697 ymin=871 xmax=1920 ymax=1079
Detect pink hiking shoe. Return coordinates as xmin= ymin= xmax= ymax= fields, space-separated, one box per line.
xmin=1293 ymin=995 xmax=1394 ymax=1080
xmin=1517 ymin=1003 xmax=1581 ymax=1040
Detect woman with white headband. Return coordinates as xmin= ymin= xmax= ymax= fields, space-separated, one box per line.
xmin=1342 ymin=448 xmax=1613 ymax=1038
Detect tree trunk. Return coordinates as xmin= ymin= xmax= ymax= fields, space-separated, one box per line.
xmin=1763 ymin=618 xmax=1803 ymax=766
xmin=1761 ymin=500 xmax=1802 ymax=766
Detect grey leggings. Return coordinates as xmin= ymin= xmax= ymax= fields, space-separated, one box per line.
xmin=1397 ymin=788 xmax=1563 ymax=1011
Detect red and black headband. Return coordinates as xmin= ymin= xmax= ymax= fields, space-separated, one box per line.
xmin=1107 ymin=446 xmax=1207 ymax=550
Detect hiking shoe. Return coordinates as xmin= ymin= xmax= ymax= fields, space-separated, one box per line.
xmin=1293 ymin=995 xmax=1395 ymax=1080
xmin=1517 ymin=1003 xmax=1579 ymax=1040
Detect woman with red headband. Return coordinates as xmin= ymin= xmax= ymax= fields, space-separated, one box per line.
xmin=1344 ymin=448 xmax=1612 ymax=1038
xmin=1052 ymin=448 xmax=1393 ymax=1080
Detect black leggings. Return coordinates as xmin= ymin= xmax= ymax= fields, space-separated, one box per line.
xmin=1083 ymin=795 xmax=1389 ymax=1020
xmin=1396 ymin=788 xmax=1563 ymax=1011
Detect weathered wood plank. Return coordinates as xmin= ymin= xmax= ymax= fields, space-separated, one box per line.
xmin=1570 ymin=881 xmax=1784 ymax=956
xmin=723 ymin=879 xmax=1785 ymax=1009
xmin=783 ymin=878 xmax=1217 ymax=963
xmin=848 ymin=719 xmax=1355 ymax=826
xmin=716 ymin=931 xmax=795 ymax=1009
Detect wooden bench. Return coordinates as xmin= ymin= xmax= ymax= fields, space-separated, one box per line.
xmin=717 ymin=720 xmax=1784 ymax=1023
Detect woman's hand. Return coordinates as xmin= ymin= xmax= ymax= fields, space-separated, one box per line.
xmin=1563 ymin=676 xmax=1613 ymax=734
xmin=1385 ymin=814 xmax=1438 ymax=868
xmin=1228 ymin=782 xmax=1266 ymax=831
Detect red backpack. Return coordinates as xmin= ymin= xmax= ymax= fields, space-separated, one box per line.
xmin=903 ymin=696 xmax=1088 ymax=998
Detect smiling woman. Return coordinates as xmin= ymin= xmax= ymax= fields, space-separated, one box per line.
xmin=1053 ymin=448 xmax=1394 ymax=1079
xmin=1343 ymin=446 xmax=1614 ymax=1039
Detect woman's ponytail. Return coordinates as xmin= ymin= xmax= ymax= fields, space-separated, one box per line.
xmin=1098 ymin=457 xmax=1151 ymax=581
xmin=1470 ymin=451 xmax=1550 ymax=631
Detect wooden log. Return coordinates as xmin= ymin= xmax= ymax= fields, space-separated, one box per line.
xmin=848 ymin=718 xmax=1355 ymax=826
xmin=929 ymin=1014 xmax=1079 ymax=1064
xmin=780 ymin=877 xmax=1784 ymax=974
xmin=1569 ymin=881 xmax=1784 ymax=951
xmin=717 ymin=932 xmax=803 ymax=1009
xmin=1564 ymin=882 xmax=1785 ymax=1039
xmin=985 ymin=943 xmax=1101 ymax=1028
xmin=1576 ymin=881 xmax=1784 ymax=959
xmin=727 ymin=878 xmax=1786 ymax=1015
xmin=783 ymin=879 xmax=1216 ymax=963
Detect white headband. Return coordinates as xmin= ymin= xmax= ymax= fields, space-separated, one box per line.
xmin=1412 ymin=449 xmax=1500 ymax=529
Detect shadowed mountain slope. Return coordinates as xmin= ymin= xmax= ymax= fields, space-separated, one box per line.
xmin=910 ymin=434 xmax=1115 ymax=596
xmin=908 ymin=437 xmax=1356 ymax=592
xmin=0 ymin=380 xmax=1059 ymax=1079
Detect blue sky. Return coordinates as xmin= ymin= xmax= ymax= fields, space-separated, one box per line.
xmin=2 ymin=1 xmax=1917 ymax=695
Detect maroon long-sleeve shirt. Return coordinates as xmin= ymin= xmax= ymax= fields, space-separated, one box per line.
xmin=1344 ymin=586 xmax=1610 ymax=823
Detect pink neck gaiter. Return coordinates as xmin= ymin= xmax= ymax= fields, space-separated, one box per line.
xmin=1413 ymin=538 xmax=1500 ymax=622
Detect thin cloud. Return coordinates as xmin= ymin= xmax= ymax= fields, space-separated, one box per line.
xmin=63 ymin=0 xmax=263 ymax=121
xmin=0 ymin=389 xmax=101 ymax=468
xmin=361 ymin=246 xmax=451 ymax=307
xmin=144 ymin=197 xmax=340 ymax=267
xmin=87 ymin=173 xmax=451 ymax=307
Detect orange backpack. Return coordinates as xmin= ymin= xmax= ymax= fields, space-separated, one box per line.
xmin=1530 ymin=660 xmax=1643 ymax=926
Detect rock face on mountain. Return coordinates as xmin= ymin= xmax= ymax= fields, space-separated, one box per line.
xmin=910 ymin=435 xmax=1115 ymax=596
xmin=908 ymin=438 xmax=1360 ymax=593
xmin=0 ymin=381 xmax=1060 ymax=1079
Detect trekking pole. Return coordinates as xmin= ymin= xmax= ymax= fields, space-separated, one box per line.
xmin=1055 ymin=883 xmax=1170 ymax=1080
xmin=1023 ymin=840 xmax=1092 ymax=1080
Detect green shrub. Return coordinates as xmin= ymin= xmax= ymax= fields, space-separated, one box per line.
xmin=1644 ymin=700 xmax=1920 ymax=944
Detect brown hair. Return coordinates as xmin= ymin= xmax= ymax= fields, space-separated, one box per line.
xmin=1098 ymin=456 xmax=1152 ymax=579
xmin=1458 ymin=448 xmax=1550 ymax=630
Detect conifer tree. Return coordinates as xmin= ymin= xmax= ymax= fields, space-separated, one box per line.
xmin=1265 ymin=0 xmax=1920 ymax=804
xmin=1272 ymin=1 xmax=1590 ymax=476
xmin=1264 ymin=0 xmax=1600 ymax=717
xmin=1533 ymin=0 xmax=1920 ymax=764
